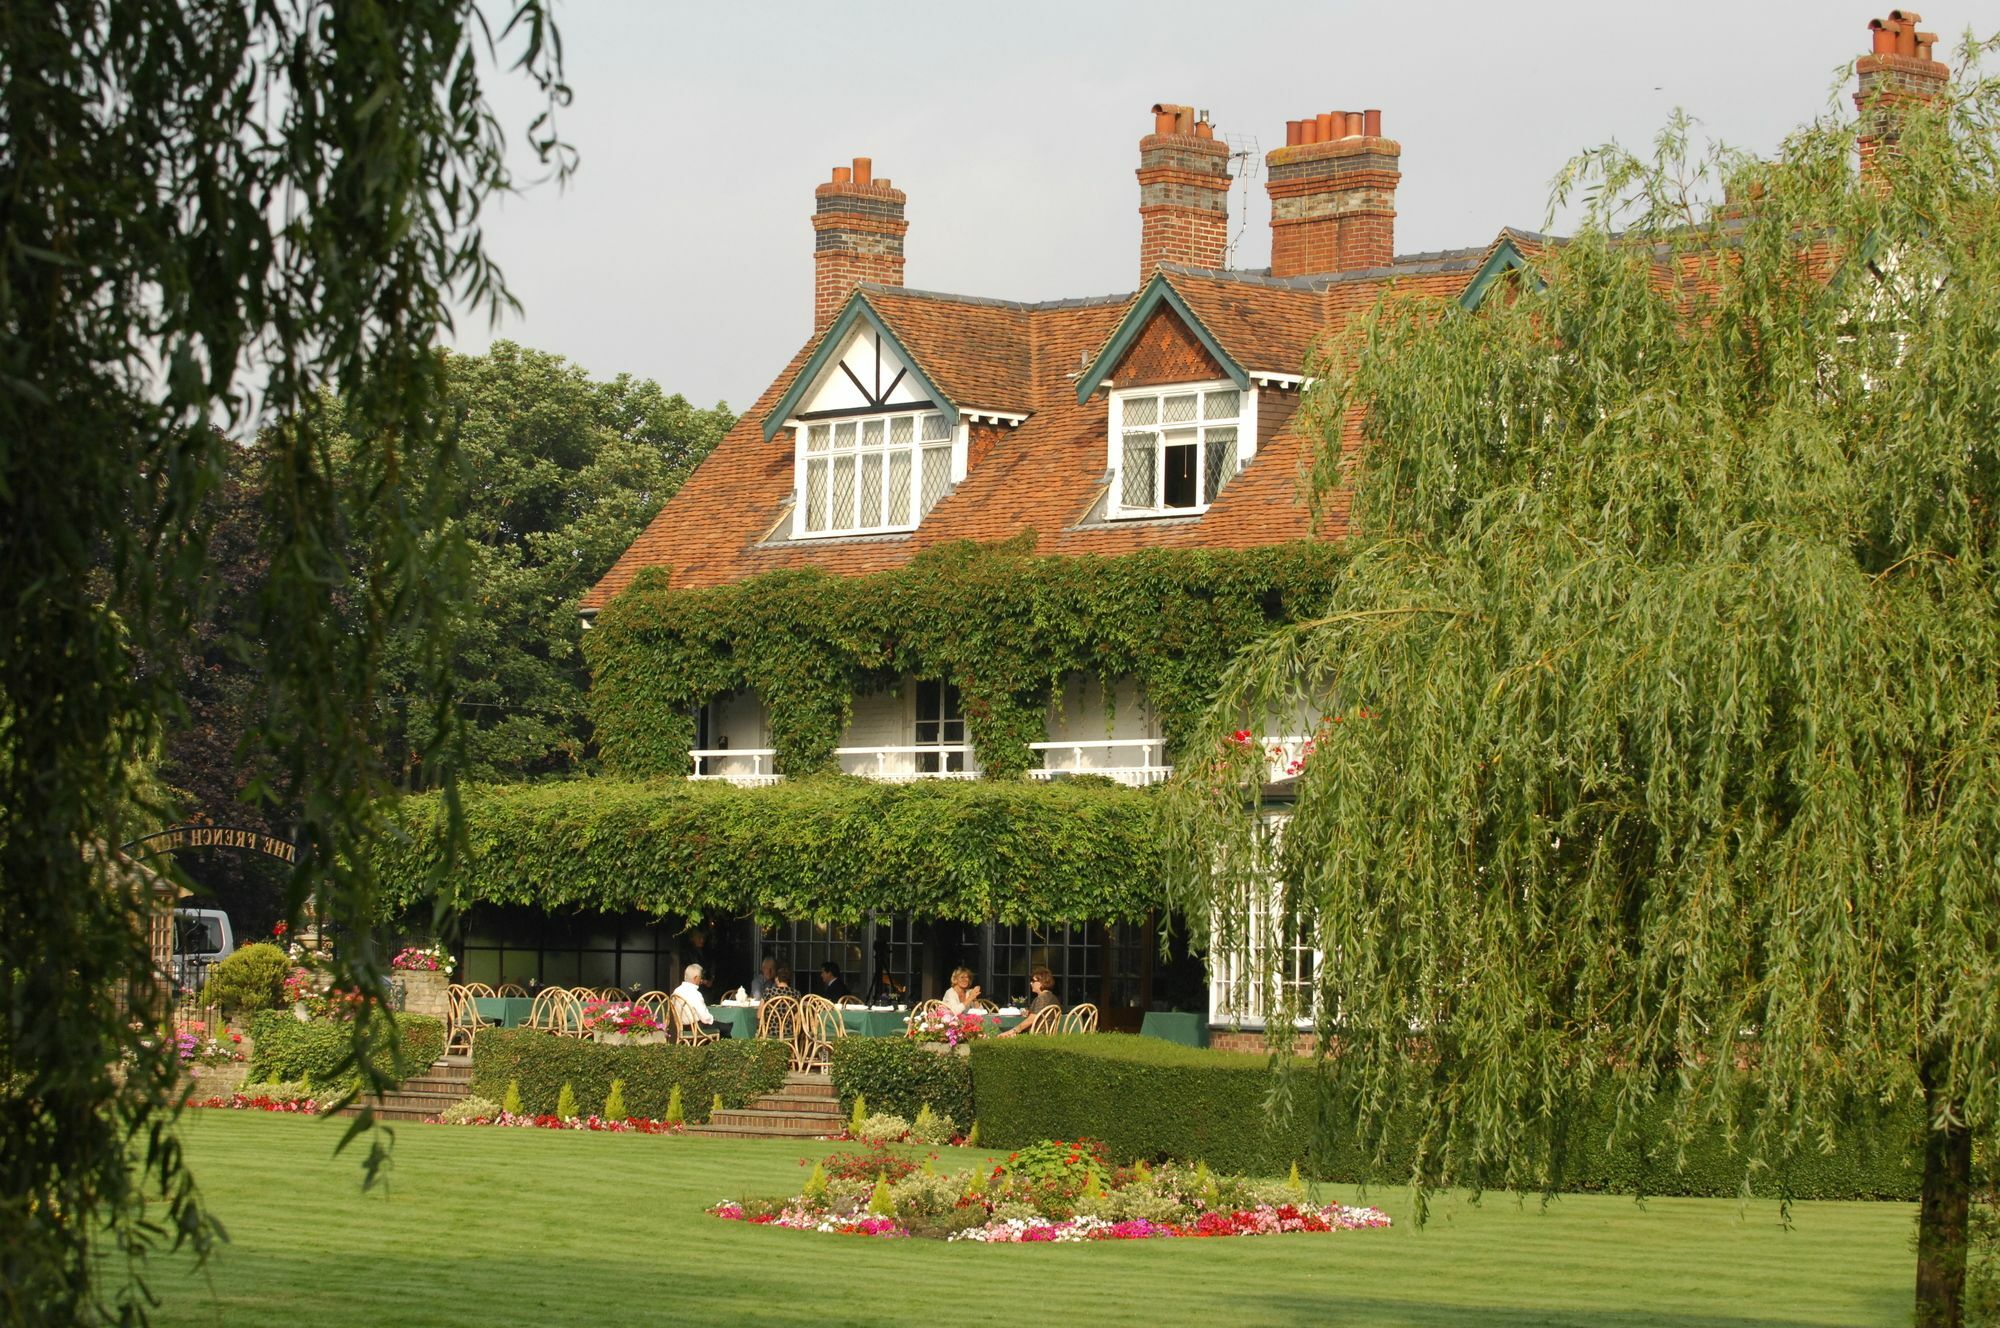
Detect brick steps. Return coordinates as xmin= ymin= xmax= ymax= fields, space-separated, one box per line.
xmin=688 ymin=1069 xmax=847 ymax=1139
xmin=331 ymin=1055 xmax=472 ymax=1123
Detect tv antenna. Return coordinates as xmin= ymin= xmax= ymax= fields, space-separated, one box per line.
xmin=1222 ymin=132 xmax=1261 ymax=270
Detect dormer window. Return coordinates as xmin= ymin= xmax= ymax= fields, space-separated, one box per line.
xmin=1108 ymin=382 xmax=1251 ymax=518
xmin=799 ymin=409 xmax=952 ymax=537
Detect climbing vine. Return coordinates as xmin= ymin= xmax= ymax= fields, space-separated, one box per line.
xmin=584 ymin=538 xmax=1346 ymax=778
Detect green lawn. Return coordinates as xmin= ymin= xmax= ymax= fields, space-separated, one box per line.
xmin=146 ymin=1111 xmax=1917 ymax=1327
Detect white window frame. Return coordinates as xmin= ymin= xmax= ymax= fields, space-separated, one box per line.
xmin=789 ymin=409 xmax=966 ymax=539
xmin=1106 ymin=380 xmax=1257 ymax=520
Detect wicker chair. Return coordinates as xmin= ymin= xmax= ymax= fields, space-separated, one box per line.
xmin=527 ymin=986 xmax=582 ymax=1036
xmin=495 ymin=982 xmax=527 ymax=998
xmin=1061 ymin=1002 xmax=1099 ymax=1034
xmin=905 ymin=997 xmax=945 ymax=1033
xmin=635 ymin=991 xmax=672 ymax=1028
xmin=757 ymin=994 xmax=805 ymax=1066
xmin=835 ymin=994 xmax=865 ymax=1008
xmin=1020 ymin=1004 xmax=1064 ymax=1036
xmin=443 ymin=984 xmax=488 ymax=1057
xmin=460 ymin=982 xmax=496 ymax=999
xmin=794 ymin=994 xmax=844 ymax=1072
xmin=669 ymin=994 xmax=718 ymax=1046
xmin=973 ymin=998 xmax=1000 ymax=1013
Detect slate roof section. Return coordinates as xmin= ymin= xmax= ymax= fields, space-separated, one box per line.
xmin=583 ymin=232 xmax=1536 ymax=607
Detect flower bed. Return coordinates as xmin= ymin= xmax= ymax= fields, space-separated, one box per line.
xmin=442 ymin=1109 xmax=685 ymax=1135
xmin=708 ymin=1137 xmax=1392 ymax=1243
xmin=187 ymin=1092 xmax=323 ymax=1114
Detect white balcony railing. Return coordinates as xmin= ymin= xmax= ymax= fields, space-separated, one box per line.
xmin=1026 ymin=738 xmax=1171 ymax=787
xmin=689 ymin=748 xmax=781 ymax=787
xmin=692 ymin=735 xmax=1317 ymax=789
xmin=834 ymin=744 xmax=980 ymax=782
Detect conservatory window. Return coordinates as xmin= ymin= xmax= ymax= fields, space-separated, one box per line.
xmin=1111 ymin=384 xmax=1245 ymax=517
xmin=798 ymin=410 xmax=952 ymax=537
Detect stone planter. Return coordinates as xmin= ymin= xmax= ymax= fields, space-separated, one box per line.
xmin=592 ymin=1031 xmax=668 ymax=1047
xmin=392 ymin=968 xmax=450 ymax=1020
xmin=186 ymin=1060 xmax=250 ymax=1100
xmin=917 ymin=1041 xmax=973 ymax=1056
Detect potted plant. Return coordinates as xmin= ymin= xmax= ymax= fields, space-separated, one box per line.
xmin=905 ymin=1008 xmax=988 ymax=1055
xmin=389 ymin=943 xmax=454 ymax=1018
xmin=582 ymin=1000 xmax=666 ymax=1046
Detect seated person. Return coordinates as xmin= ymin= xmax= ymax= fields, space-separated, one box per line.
xmin=940 ymin=966 xmax=983 ymax=1015
xmin=817 ymin=962 xmax=851 ymax=1002
xmin=671 ymin=962 xmax=727 ymax=1035
xmin=749 ymin=952 xmax=779 ymax=1000
xmin=767 ymin=964 xmax=798 ymax=997
xmin=999 ymin=967 xmax=1060 ymax=1037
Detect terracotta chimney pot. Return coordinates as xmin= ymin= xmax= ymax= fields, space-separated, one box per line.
xmin=1316 ymin=112 xmax=1336 ymax=140
xmin=831 ymin=166 xmax=852 ymax=185
xmin=852 ymin=157 xmax=873 ymax=185
xmin=1364 ymin=108 xmax=1383 ymax=137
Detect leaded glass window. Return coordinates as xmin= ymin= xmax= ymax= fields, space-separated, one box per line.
xmin=796 ymin=409 xmax=953 ymax=536
xmin=1111 ymin=386 xmax=1246 ymax=516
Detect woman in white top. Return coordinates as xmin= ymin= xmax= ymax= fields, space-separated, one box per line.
xmin=939 ymin=966 xmax=982 ymax=1014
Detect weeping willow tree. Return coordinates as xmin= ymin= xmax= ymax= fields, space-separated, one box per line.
xmin=1163 ymin=39 xmax=2000 ymax=1328
xmin=2 ymin=4 xmax=568 ymax=1323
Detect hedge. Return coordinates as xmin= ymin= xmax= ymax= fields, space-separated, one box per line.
xmin=828 ymin=1038 xmax=974 ymax=1126
xmin=468 ymin=1028 xmax=790 ymax=1121
xmin=376 ymin=775 xmax=1166 ymax=924
xmin=246 ymin=1012 xmax=445 ymax=1089
xmin=969 ymin=1036 xmax=1925 ymax=1201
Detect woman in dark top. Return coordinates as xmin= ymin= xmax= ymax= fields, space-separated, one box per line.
xmin=1000 ymin=967 xmax=1060 ymax=1036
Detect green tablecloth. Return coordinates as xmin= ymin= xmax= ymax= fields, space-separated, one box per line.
xmin=1139 ymin=1011 xmax=1209 ymax=1047
xmin=474 ymin=997 xmax=535 ymax=1028
xmin=839 ymin=1006 xmax=912 ymax=1037
xmin=709 ymin=1005 xmax=759 ymax=1039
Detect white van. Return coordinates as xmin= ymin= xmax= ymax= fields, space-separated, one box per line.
xmin=172 ymin=908 xmax=236 ymax=994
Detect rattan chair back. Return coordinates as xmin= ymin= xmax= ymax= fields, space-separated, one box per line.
xmin=528 ymin=986 xmax=582 ymax=1035
xmin=1022 ymin=1003 xmax=1064 ymax=1036
xmin=1061 ymin=1002 xmax=1099 ymax=1034
xmin=495 ymin=982 xmax=527 ymax=998
xmin=669 ymin=994 xmax=718 ymax=1045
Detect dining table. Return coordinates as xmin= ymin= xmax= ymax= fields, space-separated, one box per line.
xmin=472 ymin=996 xmax=535 ymax=1028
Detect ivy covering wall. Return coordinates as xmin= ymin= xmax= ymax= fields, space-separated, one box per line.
xmin=376 ymin=775 xmax=1167 ymax=924
xmin=583 ymin=538 xmax=1347 ymax=779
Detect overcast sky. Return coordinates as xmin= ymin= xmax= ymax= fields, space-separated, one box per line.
xmin=454 ymin=0 xmax=1998 ymax=411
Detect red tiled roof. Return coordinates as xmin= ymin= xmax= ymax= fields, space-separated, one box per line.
xmin=583 ymin=239 xmax=1516 ymax=606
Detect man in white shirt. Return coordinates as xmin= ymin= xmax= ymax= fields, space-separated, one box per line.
xmin=672 ymin=963 xmax=720 ymax=1033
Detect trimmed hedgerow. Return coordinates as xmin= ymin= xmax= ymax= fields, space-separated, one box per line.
xmin=246 ymin=1012 xmax=444 ymax=1088
xmin=376 ymin=775 xmax=1165 ymax=924
xmin=468 ymin=1028 xmax=789 ymax=1122
xmin=969 ymin=1036 xmax=1925 ymax=1201
xmin=583 ymin=538 xmax=1348 ymax=778
xmin=829 ymin=1037 xmax=973 ymax=1126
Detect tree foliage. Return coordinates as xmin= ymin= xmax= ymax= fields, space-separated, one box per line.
xmin=0 ymin=3 xmax=568 ymax=1322
xmin=1163 ymin=44 xmax=2000 ymax=1325
xmin=372 ymin=341 xmax=732 ymax=781
xmin=586 ymin=539 xmax=1346 ymax=778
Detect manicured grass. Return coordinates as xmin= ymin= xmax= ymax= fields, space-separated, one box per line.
xmin=148 ymin=1111 xmax=1916 ymax=1327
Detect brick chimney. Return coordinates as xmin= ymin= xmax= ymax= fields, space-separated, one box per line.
xmin=813 ymin=157 xmax=908 ymax=332
xmin=1855 ymin=11 xmax=1948 ymax=186
xmin=1265 ymin=110 xmax=1401 ymax=278
xmin=1137 ymin=103 xmax=1231 ymax=282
